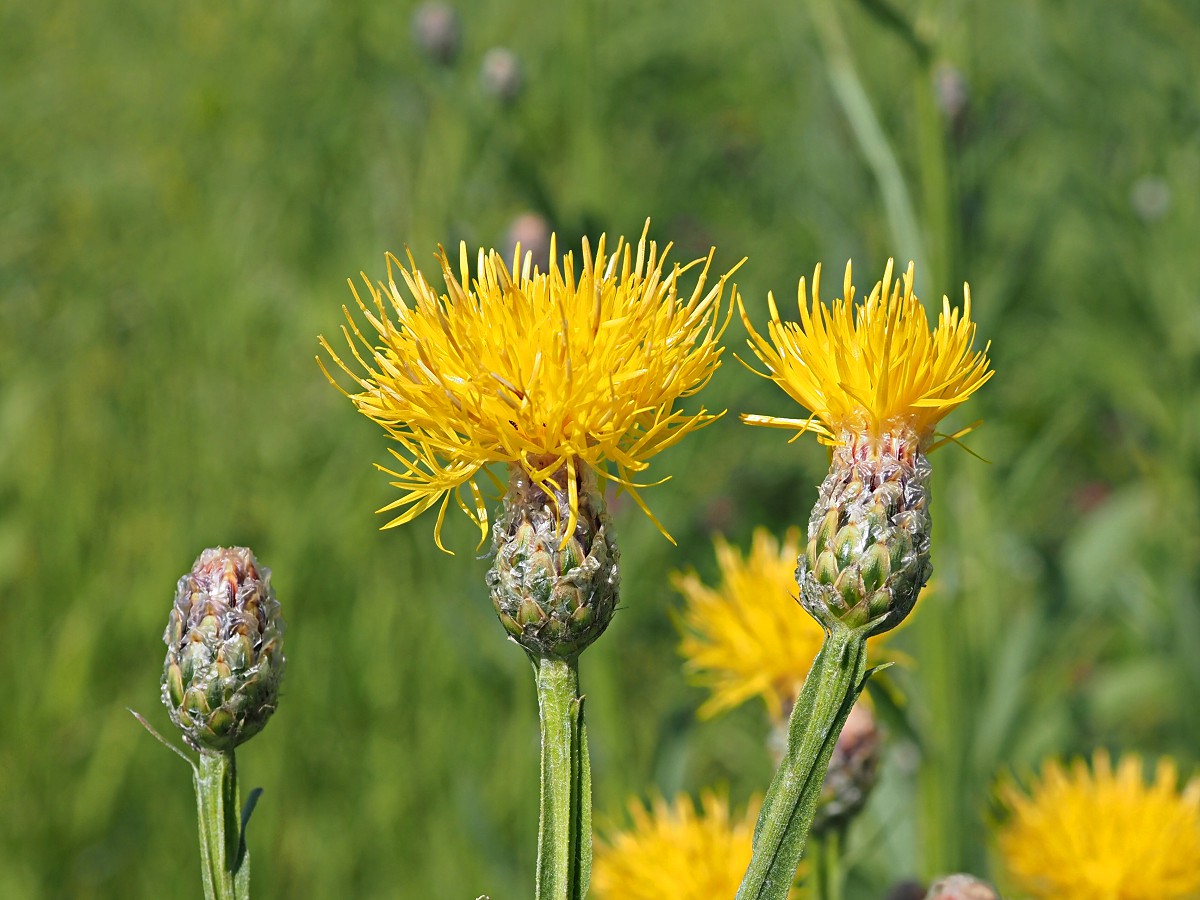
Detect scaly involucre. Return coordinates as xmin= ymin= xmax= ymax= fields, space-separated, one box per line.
xmin=741 ymin=259 xmax=992 ymax=448
xmin=321 ymin=224 xmax=739 ymax=549
xmin=999 ymin=752 xmax=1200 ymax=900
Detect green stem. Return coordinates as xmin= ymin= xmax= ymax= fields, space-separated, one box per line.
xmin=195 ymin=749 xmax=251 ymax=900
xmin=811 ymin=829 xmax=846 ymax=900
xmin=912 ymin=36 xmax=954 ymax=299
xmin=737 ymin=628 xmax=869 ymax=900
xmin=808 ymin=0 xmax=927 ymax=274
xmin=533 ymin=655 xmax=591 ymax=900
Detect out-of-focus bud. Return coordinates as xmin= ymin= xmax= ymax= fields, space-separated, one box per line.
xmin=933 ymin=62 xmax=969 ymax=126
xmin=162 ymin=547 xmax=285 ymax=752
xmin=503 ymin=211 xmax=552 ymax=273
xmin=487 ymin=464 xmax=619 ymax=659
xmin=480 ymin=47 xmax=523 ymax=103
xmin=412 ymin=3 xmax=461 ymax=66
xmin=1130 ymin=175 xmax=1171 ymax=223
xmin=886 ymin=881 xmax=928 ymax=900
xmin=812 ymin=702 xmax=882 ymax=834
xmin=925 ymin=873 xmax=1001 ymax=900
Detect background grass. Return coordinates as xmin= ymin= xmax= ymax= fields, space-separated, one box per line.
xmin=2 ymin=0 xmax=1198 ymax=896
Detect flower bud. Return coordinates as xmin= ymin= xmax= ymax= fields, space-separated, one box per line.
xmin=503 ymin=211 xmax=552 ymax=274
xmin=480 ymin=47 xmax=523 ymax=103
xmin=411 ymin=3 xmax=461 ymax=65
xmin=933 ymin=63 xmax=969 ymax=126
xmin=798 ymin=430 xmax=932 ymax=636
xmin=162 ymin=547 xmax=285 ymax=752
xmin=925 ymin=874 xmax=1001 ymax=900
xmin=487 ymin=464 xmax=619 ymax=659
xmin=1130 ymin=175 xmax=1171 ymax=223
xmin=886 ymin=880 xmax=928 ymax=900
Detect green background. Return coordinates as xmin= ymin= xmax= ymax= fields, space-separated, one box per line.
xmin=2 ymin=0 xmax=1198 ymax=896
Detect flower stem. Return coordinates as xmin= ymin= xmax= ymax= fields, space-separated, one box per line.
xmin=736 ymin=628 xmax=869 ymax=900
xmin=808 ymin=0 xmax=927 ymax=275
xmin=811 ymin=828 xmax=846 ymax=900
xmin=533 ymin=655 xmax=591 ymax=900
xmin=195 ymin=749 xmax=251 ymax=900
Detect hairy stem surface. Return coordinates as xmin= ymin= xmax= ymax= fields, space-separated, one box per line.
xmin=737 ymin=628 xmax=869 ymax=900
xmin=534 ymin=655 xmax=591 ymax=900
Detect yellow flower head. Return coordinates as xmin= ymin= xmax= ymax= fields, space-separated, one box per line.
xmin=998 ymin=751 xmax=1200 ymax=900
xmin=740 ymin=259 xmax=992 ymax=450
xmin=674 ymin=527 xmax=895 ymax=720
xmin=320 ymin=223 xmax=739 ymax=550
xmin=674 ymin=527 xmax=820 ymax=720
xmin=593 ymin=791 xmax=797 ymax=900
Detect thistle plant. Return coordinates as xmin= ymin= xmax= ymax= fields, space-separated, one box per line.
xmin=320 ymin=223 xmax=739 ymax=900
xmin=136 ymin=546 xmax=285 ymax=900
xmin=998 ymin=751 xmax=1200 ymax=900
xmin=735 ymin=260 xmax=992 ymax=899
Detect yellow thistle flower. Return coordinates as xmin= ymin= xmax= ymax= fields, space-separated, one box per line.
xmin=592 ymin=791 xmax=800 ymax=900
xmin=319 ymin=224 xmax=739 ymax=550
xmin=674 ymin=527 xmax=896 ymax=720
xmin=740 ymin=259 xmax=992 ymax=450
xmin=739 ymin=260 xmax=992 ymax=635
xmin=998 ymin=751 xmax=1200 ymax=900
xmin=674 ymin=527 xmax=821 ymax=720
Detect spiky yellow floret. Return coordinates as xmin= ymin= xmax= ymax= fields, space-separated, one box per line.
xmin=998 ymin=751 xmax=1200 ymax=900
xmin=740 ymin=259 xmax=992 ymax=449
xmin=674 ymin=527 xmax=894 ymax=720
xmin=592 ymin=791 xmax=798 ymax=900
xmin=320 ymin=224 xmax=739 ymax=550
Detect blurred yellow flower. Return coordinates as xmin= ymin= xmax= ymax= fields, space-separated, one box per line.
xmin=740 ymin=259 xmax=992 ymax=450
xmin=998 ymin=751 xmax=1200 ymax=900
xmin=592 ymin=791 xmax=799 ymax=900
xmin=675 ymin=527 xmax=817 ymax=720
xmin=320 ymin=224 xmax=739 ymax=549
xmin=674 ymin=527 xmax=896 ymax=720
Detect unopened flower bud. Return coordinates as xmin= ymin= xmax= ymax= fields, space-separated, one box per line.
xmin=487 ymin=464 xmax=619 ymax=659
xmin=480 ymin=47 xmax=523 ymax=103
xmin=886 ymin=880 xmax=928 ymax=900
xmin=162 ymin=547 xmax=285 ymax=752
xmin=933 ymin=63 xmax=969 ymax=126
xmin=411 ymin=3 xmax=461 ymax=65
xmin=1130 ymin=175 xmax=1171 ymax=223
xmin=798 ymin=430 xmax=932 ymax=636
xmin=504 ymin=211 xmax=552 ymax=273
xmin=812 ymin=701 xmax=882 ymax=834
xmin=925 ymin=874 xmax=1001 ymax=900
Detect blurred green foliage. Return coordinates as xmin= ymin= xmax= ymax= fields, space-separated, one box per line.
xmin=2 ymin=0 xmax=1198 ymax=896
